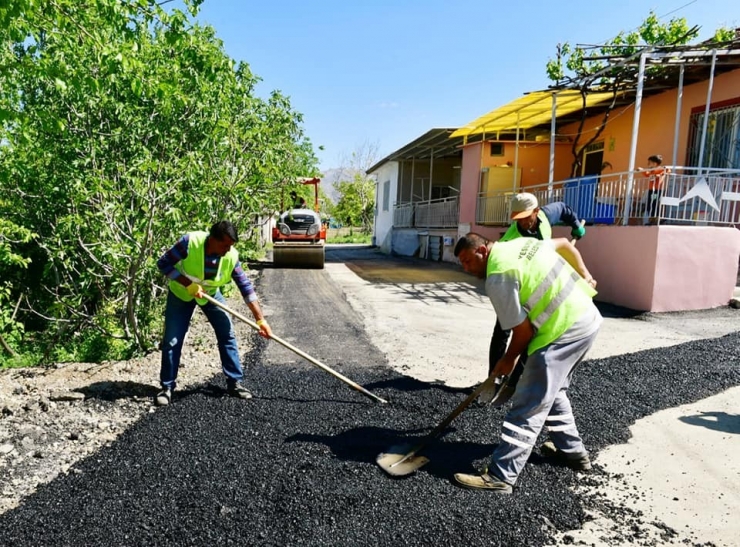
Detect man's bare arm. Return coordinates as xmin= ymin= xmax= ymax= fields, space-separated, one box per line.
xmin=551 ymin=238 xmax=596 ymax=287
xmin=490 ymin=317 xmax=535 ymax=378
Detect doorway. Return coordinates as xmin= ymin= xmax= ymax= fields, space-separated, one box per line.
xmin=582 ymin=142 xmax=604 ymax=176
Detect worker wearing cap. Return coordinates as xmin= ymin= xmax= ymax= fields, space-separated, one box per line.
xmin=481 ymin=193 xmax=587 ymax=406
xmin=503 ymin=192 xmax=585 ymax=242
xmin=453 ymin=233 xmax=601 ymax=494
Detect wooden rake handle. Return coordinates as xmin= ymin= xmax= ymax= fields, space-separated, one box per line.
xmin=200 ymin=293 xmax=388 ymax=404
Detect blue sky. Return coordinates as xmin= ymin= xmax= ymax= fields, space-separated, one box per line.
xmin=190 ymin=0 xmax=738 ymax=171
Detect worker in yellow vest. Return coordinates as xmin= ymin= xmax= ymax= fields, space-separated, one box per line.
xmin=155 ymin=221 xmax=272 ymax=406
xmin=482 ymin=192 xmax=586 ymax=406
xmin=453 ymin=233 xmax=600 ymax=494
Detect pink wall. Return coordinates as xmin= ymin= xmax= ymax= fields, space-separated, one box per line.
xmin=652 ymin=226 xmax=740 ymax=311
xmin=459 ymin=142 xmax=482 ymax=224
xmin=459 ymin=225 xmax=740 ymax=311
xmin=573 ymin=225 xmax=739 ymax=311
xmin=572 ymin=226 xmax=659 ymax=310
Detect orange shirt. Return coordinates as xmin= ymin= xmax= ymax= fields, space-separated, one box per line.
xmin=643 ymin=167 xmax=666 ymax=191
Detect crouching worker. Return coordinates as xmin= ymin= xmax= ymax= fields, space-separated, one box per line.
xmin=155 ymin=220 xmax=272 ymax=406
xmin=453 ymin=233 xmax=601 ymax=494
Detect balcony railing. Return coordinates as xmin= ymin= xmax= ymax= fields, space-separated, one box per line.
xmin=391 ymin=196 xmax=459 ymax=229
xmin=476 ymin=167 xmax=740 ymax=226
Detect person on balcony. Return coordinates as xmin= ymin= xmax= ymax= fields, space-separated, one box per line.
xmin=637 ymin=154 xmax=666 ymax=225
xmin=480 ymin=192 xmax=586 ymax=406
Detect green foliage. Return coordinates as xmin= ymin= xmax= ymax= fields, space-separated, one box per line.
xmin=712 ymin=27 xmax=736 ymax=43
xmin=326 ymin=231 xmax=372 ymax=244
xmin=0 ymin=0 xmax=317 ymax=362
xmin=541 ymin=11 xmax=732 ymax=176
xmin=0 ymin=214 xmax=34 ymax=357
xmin=546 ymin=11 xmax=697 ymax=87
xmin=332 ymin=173 xmax=375 ymax=232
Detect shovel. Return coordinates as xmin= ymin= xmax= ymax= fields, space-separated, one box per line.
xmin=376 ymin=373 xmax=509 ymax=476
xmin=201 ymin=293 xmax=388 ymax=404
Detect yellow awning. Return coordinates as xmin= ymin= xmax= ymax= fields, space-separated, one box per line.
xmin=450 ymin=90 xmax=616 ymax=138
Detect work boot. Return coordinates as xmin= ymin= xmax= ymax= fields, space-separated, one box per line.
xmin=227 ymin=383 xmax=253 ymax=400
xmin=453 ymin=472 xmax=513 ymax=494
xmin=540 ymin=441 xmax=592 ymax=471
xmin=155 ymin=388 xmax=172 ymax=407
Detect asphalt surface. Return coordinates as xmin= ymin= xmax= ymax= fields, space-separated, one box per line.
xmin=0 ymin=247 xmax=738 ymax=546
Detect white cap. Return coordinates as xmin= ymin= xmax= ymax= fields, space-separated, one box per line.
xmin=510 ymin=193 xmax=539 ymax=219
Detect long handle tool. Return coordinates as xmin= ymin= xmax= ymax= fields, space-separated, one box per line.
xmin=376 ymin=373 xmax=509 ymax=476
xmin=201 ymin=293 xmax=388 ymax=404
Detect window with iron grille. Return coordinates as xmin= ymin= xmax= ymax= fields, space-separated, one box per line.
xmin=686 ymin=100 xmax=740 ymax=169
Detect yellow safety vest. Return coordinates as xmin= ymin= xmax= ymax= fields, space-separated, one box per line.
xmin=168 ymin=231 xmax=238 ymax=305
xmin=487 ymin=238 xmax=596 ymax=353
xmin=501 ymin=210 xmax=552 ymax=241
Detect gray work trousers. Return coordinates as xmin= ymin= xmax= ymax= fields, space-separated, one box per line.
xmin=488 ymin=328 xmax=599 ymax=485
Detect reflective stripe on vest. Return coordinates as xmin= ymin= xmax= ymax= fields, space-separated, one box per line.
xmin=529 ymin=269 xmax=582 ymax=329
xmin=487 ymin=238 xmax=595 ymax=354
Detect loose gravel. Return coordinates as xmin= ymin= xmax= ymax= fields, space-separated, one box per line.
xmin=0 ymin=315 xmax=737 ymax=546
xmin=1 ymin=258 xmax=738 ymax=547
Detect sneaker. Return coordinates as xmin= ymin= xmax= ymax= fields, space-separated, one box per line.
xmin=540 ymin=441 xmax=592 ymax=471
xmin=453 ymin=472 xmax=513 ymax=494
xmin=155 ymin=389 xmax=171 ymax=407
xmin=227 ymin=384 xmax=253 ymax=400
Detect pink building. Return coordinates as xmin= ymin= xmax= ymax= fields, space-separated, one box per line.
xmin=370 ymin=46 xmax=740 ymax=312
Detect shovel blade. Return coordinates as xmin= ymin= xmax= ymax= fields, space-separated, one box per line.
xmin=376 ymin=444 xmax=430 ymax=477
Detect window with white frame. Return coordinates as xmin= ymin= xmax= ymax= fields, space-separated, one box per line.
xmin=382 ymin=180 xmax=390 ymax=211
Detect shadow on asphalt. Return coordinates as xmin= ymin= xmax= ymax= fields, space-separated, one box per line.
xmin=362 ymin=375 xmax=473 ymax=396
xmin=594 ymin=301 xmax=644 ymax=319
xmin=285 ymin=426 xmax=553 ymax=482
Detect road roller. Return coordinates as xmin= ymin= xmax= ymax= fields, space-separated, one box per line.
xmin=272 ymin=177 xmax=326 ymax=269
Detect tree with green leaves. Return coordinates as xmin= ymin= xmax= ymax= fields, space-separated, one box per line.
xmin=0 ymin=213 xmax=34 ymax=358
xmin=331 ymin=142 xmax=378 ymax=233
xmin=0 ymin=0 xmax=317 ymax=363
xmin=545 ymin=11 xmax=734 ymax=177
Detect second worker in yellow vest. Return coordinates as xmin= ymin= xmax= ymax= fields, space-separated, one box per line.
xmin=452 ymin=233 xmax=601 ymax=494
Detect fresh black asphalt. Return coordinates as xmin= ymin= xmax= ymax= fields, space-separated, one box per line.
xmin=0 ymin=249 xmax=738 ymax=547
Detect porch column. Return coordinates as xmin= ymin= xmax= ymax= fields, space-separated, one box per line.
xmin=410 ymin=157 xmax=415 ymax=202
xmin=670 ymin=64 xmax=685 ymax=168
xmin=428 ymin=148 xmax=434 ymax=205
xmin=513 ymin=112 xmax=520 ymax=193
xmin=548 ymin=91 xmax=557 ymax=197
xmin=696 ymin=50 xmax=717 ymax=175
xmin=623 ymin=52 xmax=647 ymax=224
xmin=398 ymin=160 xmax=404 ymax=204
xmin=428 ymin=149 xmax=434 ymax=229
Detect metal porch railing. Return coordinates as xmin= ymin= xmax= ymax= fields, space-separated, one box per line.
xmin=392 ymin=196 xmax=459 ymax=229
xmin=475 ymin=167 xmax=740 ymax=226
